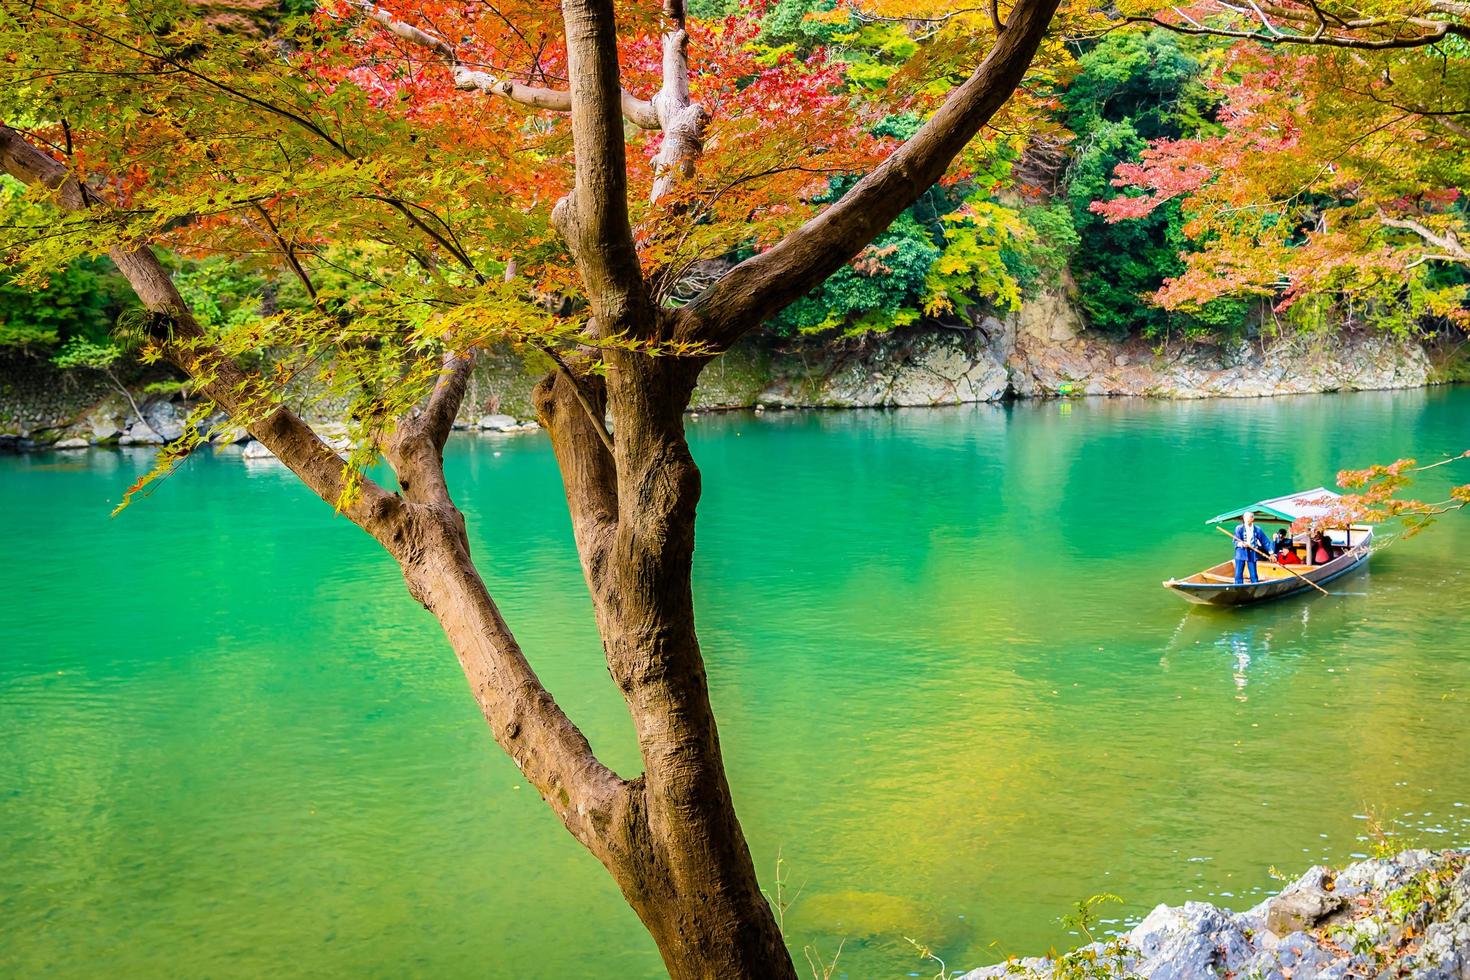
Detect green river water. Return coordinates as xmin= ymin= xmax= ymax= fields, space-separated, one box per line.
xmin=3 ymin=387 xmax=1470 ymax=978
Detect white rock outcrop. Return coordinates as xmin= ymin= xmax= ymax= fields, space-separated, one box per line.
xmin=960 ymin=850 xmax=1470 ymax=980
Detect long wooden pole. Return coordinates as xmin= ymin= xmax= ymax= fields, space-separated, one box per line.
xmin=1217 ymin=525 xmax=1331 ymax=597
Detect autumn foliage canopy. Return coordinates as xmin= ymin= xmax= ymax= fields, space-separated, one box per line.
xmin=0 ymin=0 xmax=1463 ymax=513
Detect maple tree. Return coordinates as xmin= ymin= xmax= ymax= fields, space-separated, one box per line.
xmin=5 ymin=0 xmax=1465 ymax=971
xmin=0 ymin=0 xmax=1062 ymax=974
xmin=1093 ymin=1 xmax=1470 ymax=330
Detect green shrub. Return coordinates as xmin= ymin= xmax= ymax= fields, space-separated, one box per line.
xmin=0 ymin=257 xmax=133 ymax=352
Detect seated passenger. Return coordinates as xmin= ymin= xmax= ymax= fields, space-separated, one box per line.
xmin=1311 ymin=531 xmax=1334 ymax=565
xmin=1272 ymin=528 xmax=1292 ymax=558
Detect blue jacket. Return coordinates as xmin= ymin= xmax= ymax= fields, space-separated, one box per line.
xmin=1232 ymin=523 xmax=1273 ymax=560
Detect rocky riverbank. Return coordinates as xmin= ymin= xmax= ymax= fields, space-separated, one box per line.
xmin=2 ymin=309 xmax=1461 ymax=451
xmin=699 ymin=318 xmax=1442 ymax=410
xmin=962 ymin=849 xmax=1470 ymax=980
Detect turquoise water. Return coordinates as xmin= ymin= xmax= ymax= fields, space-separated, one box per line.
xmin=3 ymin=387 xmax=1469 ymax=978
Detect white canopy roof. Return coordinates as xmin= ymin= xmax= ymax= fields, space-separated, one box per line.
xmin=1205 ymin=487 xmax=1342 ymax=525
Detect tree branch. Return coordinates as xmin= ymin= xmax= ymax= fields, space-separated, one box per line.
xmin=540 ymin=346 xmax=615 ymax=454
xmin=553 ymin=0 xmax=652 ymax=335
xmin=0 ymin=125 xmax=399 ymax=530
xmin=648 ymin=0 xmax=710 ymax=204
xmin=247 ymin=201 xmax=318 ymax=301
xmin=676 ymin=0 xmax=1061 ymax=349
xmin=1379 ymin=214 xmax=1470 ymax=263
xmin=423 ymin=348 xmax=479 ymax=448
xmin=532 ymin=361 xmax=619 ymax=583
xmin=394 ymin=521 xmax=630 ymax=846
xmin=1124 ymin=0 xmax=1469 ymax=50
xmin=356 ymin=1 xmax=660 ymax=129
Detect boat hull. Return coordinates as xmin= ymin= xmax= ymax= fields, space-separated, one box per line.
xmin=1164 ymin=529 xmax=1373 ymax=607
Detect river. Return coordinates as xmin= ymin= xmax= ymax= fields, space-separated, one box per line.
xmin=3 ymin=387 xmax=1469 ymax=978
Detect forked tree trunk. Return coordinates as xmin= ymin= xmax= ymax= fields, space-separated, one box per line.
xmin=532 ymin=346 xmax=798 ymax=977
xmin=397 ymin=510 xmax=794 ymax=978
xmin=387 ymin=348 xmax=794 ymax=978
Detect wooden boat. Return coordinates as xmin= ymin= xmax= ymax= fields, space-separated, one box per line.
xmin=1163 ymin=487 xmax=1374 ymax=607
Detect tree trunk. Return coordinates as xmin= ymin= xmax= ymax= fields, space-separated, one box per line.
xmin=605 ymin=354 xmax=793 ymax=979
xmin=613 ymin=822 xmax=797 ymax=980
xmin=533 ymin=347 xmax=798 ymax=978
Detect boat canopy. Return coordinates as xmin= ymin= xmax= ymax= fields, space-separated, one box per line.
xmin=1204 ymin=487 xmax=1341 ymax=525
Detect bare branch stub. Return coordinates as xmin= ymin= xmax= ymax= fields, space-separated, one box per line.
xmin=648 ymin=0 xmax=709 ymax=205
xmin=356 ymin=1 xmax=659 ymax=126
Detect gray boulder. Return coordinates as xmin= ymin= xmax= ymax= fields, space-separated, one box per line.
xmin=959 ymin=851 xmax=1470 ymax=980
xmin=1334 ymin=849 xmax=1439 ymax=898
xmin=959 ymin=953 xmax=1057 ymax=980
xmin=83 ymin=396 xmax=128 ymax=443
xmin=1264 ymin=866 xmax=1343 ymax=936
xmin=89 ymin=418 xmax=124 ymax=443
xmin=119 ymin=422 xmax=166 ymax=445
xmin=142 ymin=399 xmax=180 ymax=429
xmin=478 ymin=413 xmax=519 ymax=431
xmin=1129 ymin=901 xmax=1255 ymax=980
xmin=54 ymin=437 xmax=90 ymax=450
xmin=1401 ymin=865 xmax=1470 ymax=979
xmin=1237 ymin=930 xmax=1338 ymax=980
xmin=241 ymin=440 xmax=275 ymax=459
xmin=139 ymin=400 xmax=185 ymax=442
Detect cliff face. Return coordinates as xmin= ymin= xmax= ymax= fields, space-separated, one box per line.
xmin=690 ymin=291 xmax=1437 ymax=411
xmin=1006 ymin=290 xmax=1435 ymax=399
xmin=0 ymin=293 xmax=1450 ymax=450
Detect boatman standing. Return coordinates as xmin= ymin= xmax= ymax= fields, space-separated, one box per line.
xmin=1232 ymin=510 xmax=1273 ymax=584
